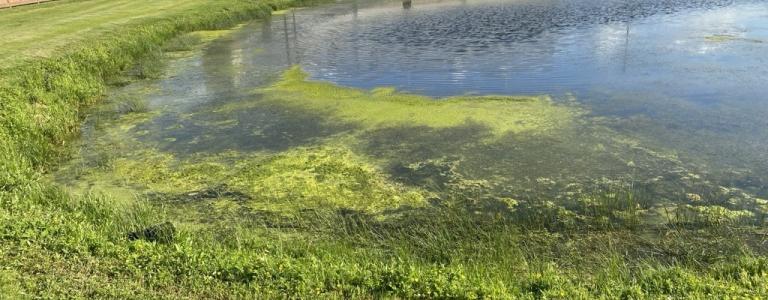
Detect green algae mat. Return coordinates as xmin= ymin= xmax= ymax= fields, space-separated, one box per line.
xmin=3 ymin=0 xmax=768 ymax=298
xmin=49 ymin=61 xmax=768 ymax=297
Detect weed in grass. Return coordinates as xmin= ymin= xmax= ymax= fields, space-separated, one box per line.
xmin=134 ymin=48 xmax=167 ymax=79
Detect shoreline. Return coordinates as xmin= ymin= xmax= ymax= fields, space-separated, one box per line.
xmin=2 ymin=0 xmax=768 ymax=298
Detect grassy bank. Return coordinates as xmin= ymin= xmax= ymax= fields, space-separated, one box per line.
xmin=0 ymin=0 xmax=312 ymax=183
xmin=0 ymin=0 xmax=320 ymax=297
xmin=3 ymin=0 xmax=768 ymax=299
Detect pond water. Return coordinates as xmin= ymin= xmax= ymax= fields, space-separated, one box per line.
xmin=59 ymin=0 xmax=768 ymax=226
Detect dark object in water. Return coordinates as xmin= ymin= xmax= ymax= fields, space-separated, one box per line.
xmin=127 ymin=222 xmax=176 ymax=243
xmin=403 ymin=0 xmax=412 ymax=9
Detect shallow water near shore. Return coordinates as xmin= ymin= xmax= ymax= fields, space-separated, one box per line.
xmin=55 ymin=0 xmax=768 ymax=228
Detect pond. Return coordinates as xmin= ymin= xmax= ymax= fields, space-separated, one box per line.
xmin=57 ymin=0 xmax=768 ymax=227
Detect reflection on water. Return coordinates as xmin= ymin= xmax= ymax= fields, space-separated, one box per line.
xmin=63 ymin=0 xmax=768 ymax=218
xmin=278 ymin=0 xmax=768 ymax=197
xmin=295 ymin=0 xmax=766 ymax=97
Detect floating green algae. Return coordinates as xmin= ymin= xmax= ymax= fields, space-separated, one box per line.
xmin=42 ymin=41 xmax=768 ymax=298
xmin=59 ymin=135 xmax=428 ymax=217
xmin=705 ymin=34 xmax=739 ymax=43
xmin=704 ymin=34 xmax=764 ymax=44
xmin=261 ymin=66 xmax=581 ymax=136
xmin=165 ymin=26 xmax=246 ymax=54
xmin=55 ymin=58 xmax=768 ymax=227
xmin=13 ymin=0 xmax=768 ymax=296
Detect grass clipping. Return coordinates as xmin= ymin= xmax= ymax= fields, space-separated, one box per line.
xmin=263 ymin=66 xmax=580 ymax=136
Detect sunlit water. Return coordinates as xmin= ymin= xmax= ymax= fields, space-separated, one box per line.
xmin=285 ymin=0 xmax=768 ymax=196
xmin=67 ymin=0 xmax=768 ymax=214
xmin=300 ymin=0 xmax=768 ymax=99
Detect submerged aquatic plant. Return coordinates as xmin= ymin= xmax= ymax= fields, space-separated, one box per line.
xmin=114 ymin=95 xmax=150 ymax=114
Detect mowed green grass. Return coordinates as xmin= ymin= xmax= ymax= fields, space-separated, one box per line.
xmin=0 ymin=0 xmax=235 ymax=67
